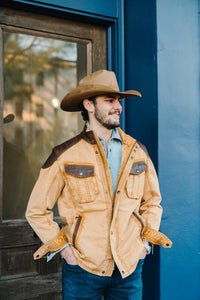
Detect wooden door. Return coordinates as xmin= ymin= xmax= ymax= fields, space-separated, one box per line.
xmin=0 ymin=7 xmax=106 ymax=299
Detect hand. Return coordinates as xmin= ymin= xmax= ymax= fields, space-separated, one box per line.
xmin=139 ymin=247 xmax=148 ymax=259
xmin=60 ymin=245 xmax=78 ymax=265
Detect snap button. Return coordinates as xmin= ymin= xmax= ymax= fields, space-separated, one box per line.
xmin=133 ymin=149 xmax=136 ymax=152
xmin=111 ymin=231 xmax=113 ymax=235
xmin=96 ymin=151 xmax=98 ymax=154
xmin=79 ymin=172 xmax=83 ymax=176
xmin=122 ymin=270 xmax=125 ymax=274
xmin=117 ymin=190 xmax=120 ymax=194
xmin=136 ymin=169 xmax=140 ymax=173
xmin=131 ymin=156 xmax=133 ymax=159
xmin=102 ymin=270 xmax=105 ymax=274
xmin=105 ymin=191 xmax=108 ymax=194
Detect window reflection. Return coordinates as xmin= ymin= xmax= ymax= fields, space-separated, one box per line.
xmin=3 ymin=32 xmax=86 ymax=219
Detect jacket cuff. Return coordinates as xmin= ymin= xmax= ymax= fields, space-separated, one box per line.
xmin=33 ymin=228 xmax=68 ymax=260
xmin=143 ymin=227 xmax=172 ymax=248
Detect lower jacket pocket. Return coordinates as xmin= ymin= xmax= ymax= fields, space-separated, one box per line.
xmin=132 ymin=212 xmax=144 ymax=241
xmin=72 ymin=215 xmax=82 ymax=248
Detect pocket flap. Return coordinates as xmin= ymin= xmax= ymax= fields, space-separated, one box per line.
xmin=65 ymin=165 xmax=94 ymax=178
xmin=130 ymin=162 xmax=147 ymax=175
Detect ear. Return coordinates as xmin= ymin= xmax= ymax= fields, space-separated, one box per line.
xmin=83 ymin=99 xmax=94 ymax=113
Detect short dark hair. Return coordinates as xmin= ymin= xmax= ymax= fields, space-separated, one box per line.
xmin=81 ymin=96 xmax=96 ymax=121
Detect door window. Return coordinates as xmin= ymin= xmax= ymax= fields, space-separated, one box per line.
xmin=3 ymin=31 xmax=88 ymax=219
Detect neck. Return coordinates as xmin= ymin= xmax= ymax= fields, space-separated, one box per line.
xmin=88 ymin=120 xmax=112 ymax=145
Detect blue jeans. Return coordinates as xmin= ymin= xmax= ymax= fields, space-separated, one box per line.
xmin=62 ymin=259 xmax=144 ymax=300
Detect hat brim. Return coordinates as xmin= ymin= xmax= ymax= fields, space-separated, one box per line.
xmin=60 ymin=84 xmax=142 ymax=112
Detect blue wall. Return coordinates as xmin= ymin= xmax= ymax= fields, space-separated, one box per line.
xmin=157 ymin=0 xmax=200 ymax=299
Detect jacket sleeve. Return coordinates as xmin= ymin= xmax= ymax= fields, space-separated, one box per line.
xmin=26 ymin=157 xmax=66 ymax=247
xmin=139 ymin=156 xmax=162 ymax=231
xmin=139 ymin=157 xmax=172 ymax=248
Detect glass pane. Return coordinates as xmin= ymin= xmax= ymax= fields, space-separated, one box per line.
xmin=3 ymin=31 xmax=86 ymax=219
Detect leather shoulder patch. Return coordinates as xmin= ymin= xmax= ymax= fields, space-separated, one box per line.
xmin=137 ymin=141 xmax=149 ymax=156
xmin=42 ymin=133 xmax=82 ymax=169
xmin=42 ymin=149 xmax=57 ymax=169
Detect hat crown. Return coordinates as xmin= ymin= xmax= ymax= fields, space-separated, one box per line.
xmin=79 ymin=70 xmax=119 ymax=92
xmin=60 ymin=69 xmax=141 ymax=112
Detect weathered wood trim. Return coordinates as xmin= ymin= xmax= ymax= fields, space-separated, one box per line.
xmin=0 ymin=272 xmax=62 ymax=299
xmin=0 ymin=218 xmax=62 ymax=248
xmin=0 ymin=27 xmax=3 ymax=223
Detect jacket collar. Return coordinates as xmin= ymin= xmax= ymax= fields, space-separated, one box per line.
xmin=80 ymin=124 xmax=96 ymax=144
xmin=81 ymin=123 xmax=135 ymax=146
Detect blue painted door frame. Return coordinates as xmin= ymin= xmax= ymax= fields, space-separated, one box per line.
xmin=124 ymin=1 xmax=159 ymax=299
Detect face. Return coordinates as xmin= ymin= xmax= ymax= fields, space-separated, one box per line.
xmin=93 ymin=95 xmax=122 ymax=129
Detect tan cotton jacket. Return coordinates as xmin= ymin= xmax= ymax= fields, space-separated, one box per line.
xmin=26 ymin=125 xmax=172 ymax=278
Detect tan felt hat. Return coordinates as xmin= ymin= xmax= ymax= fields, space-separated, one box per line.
xmin=60 ymin=70 xmax=142 ymax=111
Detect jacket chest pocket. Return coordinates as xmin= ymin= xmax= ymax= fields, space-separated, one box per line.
xmin=126 ymin=161 xmax=147 ymax=199
xmin=64 ymin=164 xmax=99 ymax=204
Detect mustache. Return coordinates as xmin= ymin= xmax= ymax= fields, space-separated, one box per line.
xmin=108 ymin=110 xmax=121 ymax=115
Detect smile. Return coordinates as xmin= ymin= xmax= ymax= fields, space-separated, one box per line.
xmin=109 ymin=111 xmax=121 ymax=116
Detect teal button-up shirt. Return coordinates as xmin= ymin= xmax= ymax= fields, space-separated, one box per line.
xmin=87 ymin=122 xmax=122 ymax=194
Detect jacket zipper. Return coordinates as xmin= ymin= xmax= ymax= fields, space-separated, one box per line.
xmin=72 ymin=215 xmax=82 ymax=247
xmin=132 ymin=212 xmax=144 ymax=241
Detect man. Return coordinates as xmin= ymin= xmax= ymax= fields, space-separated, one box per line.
xmin=26 ymin=70 xmax=172 ymax=300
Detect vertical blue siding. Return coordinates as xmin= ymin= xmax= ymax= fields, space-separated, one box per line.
xmin=157 ymin=0 xmax=200 ymax=299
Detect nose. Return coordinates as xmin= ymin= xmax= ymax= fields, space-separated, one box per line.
xmin=113 ymin=100 xmax=122 ymax=111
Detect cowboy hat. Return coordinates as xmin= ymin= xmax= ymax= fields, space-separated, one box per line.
xmin=60 ymin=70 xmax=142 ymax=111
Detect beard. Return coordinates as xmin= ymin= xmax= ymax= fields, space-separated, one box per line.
xmin=94 ymin=106 xmax=121 ymax=129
